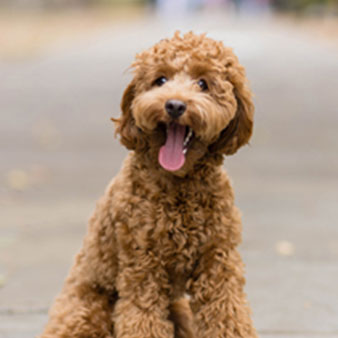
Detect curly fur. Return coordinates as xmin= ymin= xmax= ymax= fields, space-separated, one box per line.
xmin=40 ymin=32 xmax=257 ymax=338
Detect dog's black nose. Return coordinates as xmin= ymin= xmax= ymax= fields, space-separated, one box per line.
xmin=165 ymin=100 xmax=186 ymax=119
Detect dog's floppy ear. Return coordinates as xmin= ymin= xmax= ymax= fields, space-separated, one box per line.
xmin=209 ymin=66 xmax=254 ymax=155
xmin=113 ymin=80 xmax=145 ymax=151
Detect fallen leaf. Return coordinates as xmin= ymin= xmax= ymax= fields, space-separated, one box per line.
xmin=0 ymin=274 xmax=6 ymax=288
xmin=7 ymin=169 xmax=30 ymax=191
xmin=275 ymin=240 xmax=295 ymax=257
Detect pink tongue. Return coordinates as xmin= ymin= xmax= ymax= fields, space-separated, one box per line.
xmin=159 ymin=124 xmax=186 ymax=171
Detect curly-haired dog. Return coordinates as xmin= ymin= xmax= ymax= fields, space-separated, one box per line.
xmin=40 ymin=32 xmax=257 ymax=338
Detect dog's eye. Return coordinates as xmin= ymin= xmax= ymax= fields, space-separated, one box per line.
xmin=198 ymin=79 xmax=208 ymax=91
xmin=153 ymin=76 xmax=168 ymax=87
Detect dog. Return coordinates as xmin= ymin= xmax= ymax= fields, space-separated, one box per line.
xmin=40 ymin=31 xmax=257 ymax=338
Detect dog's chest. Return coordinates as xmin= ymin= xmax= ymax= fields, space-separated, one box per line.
xmin=129 ymin=187 xmax=215 ymax=274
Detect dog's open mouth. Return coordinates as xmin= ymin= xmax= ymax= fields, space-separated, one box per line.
xmin=158 ymin=123 xmax=194 ymax=172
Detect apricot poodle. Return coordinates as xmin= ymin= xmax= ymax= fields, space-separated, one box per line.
xmin=40 ymin=32 xmax=257 ymax=338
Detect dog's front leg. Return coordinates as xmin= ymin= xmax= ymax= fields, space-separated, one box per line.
xmin=113 ymin=262 xmax=174 ymax=338
xmin=188 ymin=247 xmax=257 ymax=338
xmin=40 ymin=189 xmax=118 ymax=338
xmin=40 ymin=275 xmax=116 ymax=338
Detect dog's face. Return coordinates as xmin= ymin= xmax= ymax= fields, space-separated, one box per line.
xmin=115 ymin=32 xmax=254 ymax=174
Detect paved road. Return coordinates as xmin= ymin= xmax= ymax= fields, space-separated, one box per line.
xmin=1 ymin=12 xmax=338 ymax=337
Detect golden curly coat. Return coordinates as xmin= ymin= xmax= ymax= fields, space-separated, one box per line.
xmin=40 ymin=32 xmax=257 ymax=338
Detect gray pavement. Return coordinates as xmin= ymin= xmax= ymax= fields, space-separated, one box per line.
xmin=1 ymin=12 xmax=338 ymax=337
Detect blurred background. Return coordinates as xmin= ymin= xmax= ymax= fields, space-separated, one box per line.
xmin=0 ymin=0 xmax=338 ymax=337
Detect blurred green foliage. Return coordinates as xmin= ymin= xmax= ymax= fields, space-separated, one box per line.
xmin=272 ymin=0 xmax=338 ymax=14
xmin=2 ymin=0 xmax=337 ymax=15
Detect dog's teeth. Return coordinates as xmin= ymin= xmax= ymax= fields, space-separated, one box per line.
xmin=184 ymin=128 xmax=193 ymax=145
xmin=183 ymin=128 xmax=193 ymax=151
xmin=187 ymin=128 xmax=193 ymax=139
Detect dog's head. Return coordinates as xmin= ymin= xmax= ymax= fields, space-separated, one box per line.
xmin=114 ymin=32 xmax=254 ymax=174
